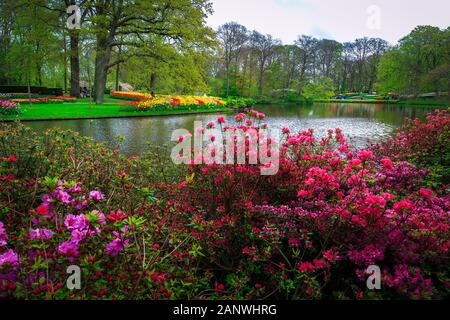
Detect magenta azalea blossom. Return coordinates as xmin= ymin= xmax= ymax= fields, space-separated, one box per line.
xmin=29 ymin=228 xmax=53 ymax=240
xmin=71 ymin=229 xmax=87 ymax=244
xmin=0 ymin=221 xmax=7 ymax=247
xmin=55 ymin=189 xmax=72 ymax=204
xmin=89 ymin=190 xmax=104 ymax=201
xmin=0 ymin=249 xmax=19 ymax=267
xmin=58 ymin=241 xmax=79 ymax=257
xmin=106 ymin=238 xmax=127 ymax=257
xmin=91 ymin=210 xmax=106 ymax=225
xmin=64 ymin=214 xmax=89 ymax=231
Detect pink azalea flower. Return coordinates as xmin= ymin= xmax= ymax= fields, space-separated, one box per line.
xmin=64 ymin=214 xmax=89 ymax=231
xmin=35 ymin=204 xmax=50 ymax=217
xmin=0 ymin=249 xmax=19 ymax=267
xmin=55 ymin=189 xmax=72 ymax=204
xmin=58 ymin=241 xmax=79 ymax=257
xmin=0 ymin=221 xmax=7 ymax=247
xmin=298 ymin=262 xmax=315 ymax=273
xmin=234 ymin=113 xmax=246 ymax=122
xmin=71 ymin=229 xmax=87 ymax=244
xmin=29 ymin=228 xmax=53 ymax=240
xmin=393 ymin=199 xmax=414 ymax=213
xmin=282 ymin=127 xmax=290 ymax=134
xmin=418 ymin=188 xmax=434 ymax=199
xmin=106 ymin=238 xmax=127 ymax=257
xmin=357 ymin=149 xmax=374 ymax=161
xmin=380 ymin=157 xmax=393 ymax=169
xmin=89 ymin=190 xmax=104 ymax=201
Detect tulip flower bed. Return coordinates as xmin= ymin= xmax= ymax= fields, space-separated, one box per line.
xmin=0 ymin=109 xmax=448 ymax=300
xmin=0 ymin=100 xmax=22 ymax=115
xmin=9 ymin=96 xmax=76 ymax=104
xmin=110 ymin=91 xmax=229 ymax=113
xmin=135 ymin=95 xmax=226 ymax=111
xmin=110 ymin=91 xmax=151 ymax=101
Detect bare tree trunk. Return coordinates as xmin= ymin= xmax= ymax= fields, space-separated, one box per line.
xmin=115 ymin=45 xmax=122 ymax=91
xmin=258 ymin=68 xmax=264 ymax=97
xmin=93 ymin=34 xmax=111 ymax=104
xmin=70 ymin=31 xmax=80 ymax=98
xmin=63 ymin=35 xmax=67 ymax=93
xmin=150 ymin=73 xmax=156 ymax=91
xmin=115 ymin=63 xmax=120 ymax=91
xmin=27 ymin=73 xmax=32 ymax=106
xmin=226 ymin=66 xmax=230 ymax=97
xmin=447 ymin=77 xmax=450 ymax=107
xmin=36 ymin=63 xmax=42 ymax=86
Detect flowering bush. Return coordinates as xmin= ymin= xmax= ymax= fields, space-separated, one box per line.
xmin=372 ymin=109 xmax=450 ymax=187
xmin=224 ymin=96 xmax=257 ymax=108
xmin=0 ymin=110 xmax=449 ymax=300
xmin=0 ymin=100 xmax=22 ymax=115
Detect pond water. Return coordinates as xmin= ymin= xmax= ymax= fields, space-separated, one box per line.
xmin=24 ymin=103 xmax=441 ymax=156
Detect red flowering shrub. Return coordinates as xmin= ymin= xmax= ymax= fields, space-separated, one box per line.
xmin=163 ymin=112 xmax=449 ymax=299
xmin=0 ymin=110 xmax=449 ymax=300
xmin=372 ymin=109 xmax=450 ymax=188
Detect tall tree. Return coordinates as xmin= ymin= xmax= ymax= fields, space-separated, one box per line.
xmin=251 ymin=31 xmax=280 ymax=96
xmin=217 ymin=22 xmax=248 ymax=96
xmin=85 ymin=0 xmax=214 ymax=104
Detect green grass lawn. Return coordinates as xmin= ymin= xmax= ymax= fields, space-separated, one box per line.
xmin=0 ymin=101 xmax=230 ymax=121
xmin=70 ymin=96 xmax=126 ymax=104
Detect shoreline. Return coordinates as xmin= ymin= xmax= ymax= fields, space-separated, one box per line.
xmin=0 ymin=108 xmax=234 ymax=122
xmin=314 ymin=99 xmax=448 ymax=106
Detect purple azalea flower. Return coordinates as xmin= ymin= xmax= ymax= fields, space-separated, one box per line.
xmin=71 ymin=229 xmax=87 ymax=244
xmin=89 ymin=190 xmax=104 ymax=201
xmin=64 ymin=214 xmax=89 ymax=231
xmin=74 ymin=200 xmax=89 ymax=211
xmin=0 ymin=221 xmax=7 ymax=247
xmin=57 ymin=241 xmax=79 ymax=257
xmin=41 ymin=194 xmax=52 ymax=204
xmin=55 ymin=189 xmax=72 ymax=204
xmin=91 ymin=210 xmax=106 ymax=225
xmin=106 ymin=238 xmax=127 ymax=257
xmin=29 ymin=228 xmax=53 ymax=240
xmin=0 ymin=249 xmax=19 ymax=267
xmin=69 ymin=184 xmax=82 ymax=193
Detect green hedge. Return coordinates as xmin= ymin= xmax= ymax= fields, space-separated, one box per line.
xmin=0 ymin=86 xmax=63 ymax=96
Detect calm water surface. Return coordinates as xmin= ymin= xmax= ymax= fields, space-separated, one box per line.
xmin=24 ymin=103 xmax=441 ymax=155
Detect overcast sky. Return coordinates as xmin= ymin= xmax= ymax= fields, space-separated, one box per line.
xmin=207 ymin=0 xmax=450 ymax=45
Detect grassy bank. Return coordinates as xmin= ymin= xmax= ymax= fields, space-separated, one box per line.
xmin=314 ymin=99 xmax=399 ymax=104
xmin=0 ymin=102 xmax=230 ymax=121
xmin=314 ymin=98 xmax=448 ymax=107
xmin=397 ymin=99 xmax=449 ymax=106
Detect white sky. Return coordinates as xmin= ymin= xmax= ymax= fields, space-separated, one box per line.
xmin=207 ymin=0 xmax=450 ymax=44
